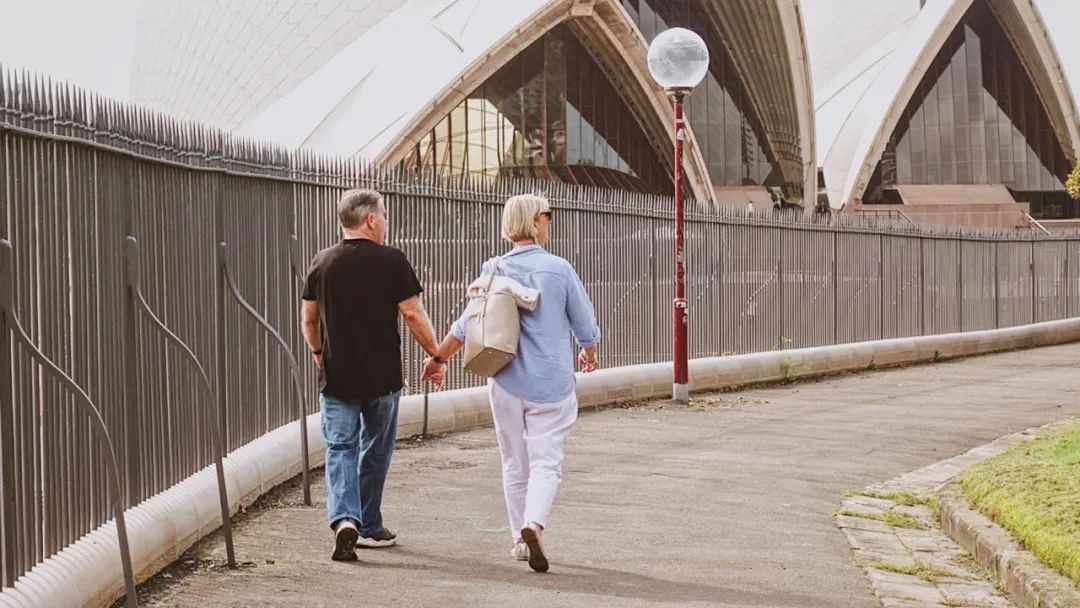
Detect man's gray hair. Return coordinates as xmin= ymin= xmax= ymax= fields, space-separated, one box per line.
xmin=338 ymin=189 xmax=383 ymax=229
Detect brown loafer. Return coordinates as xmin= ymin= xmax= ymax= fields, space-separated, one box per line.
xmin=520 ymin=523 xmax=549 ymax=573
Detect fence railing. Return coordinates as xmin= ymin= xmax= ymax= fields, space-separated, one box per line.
xmin=2 ymin=67 xmax=1080 ymax=597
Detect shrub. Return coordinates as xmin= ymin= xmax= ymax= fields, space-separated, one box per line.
xmin=1067 ymin=160 xmax=1080 ymax=201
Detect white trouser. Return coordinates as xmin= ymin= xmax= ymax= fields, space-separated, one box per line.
xmin=488 ymin=380 xmax=578 ymax=541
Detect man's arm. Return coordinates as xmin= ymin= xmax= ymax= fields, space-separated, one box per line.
xmin=301 ymin=299 xmax=322 ymax=367
xmin=398 ymin=296 xmax=439 ymax=357
xmin=421 ymin=332 xmax=465 ymax=387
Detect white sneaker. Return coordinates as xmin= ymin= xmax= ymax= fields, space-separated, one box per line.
xmin=511 ymin=541 xmax=529 ymax=561
xmin=356 ymin=527 xmax=398 ymax=548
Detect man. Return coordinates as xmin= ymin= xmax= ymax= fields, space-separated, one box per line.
xmin=301 ymin=188 xmax=443 ymax=562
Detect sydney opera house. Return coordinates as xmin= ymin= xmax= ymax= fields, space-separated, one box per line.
xmin=130 ymin=0 xmax=1078 ymax=226
xmin=814 ymin=0 xmax=1080 ymax=226
xmin=130 ymin=0 xmax=816 ymax=209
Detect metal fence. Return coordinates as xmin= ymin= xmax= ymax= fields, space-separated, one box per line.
xmin=3 ymin=68 xmax=1080 ymax=593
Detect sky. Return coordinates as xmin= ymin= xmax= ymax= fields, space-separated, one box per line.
xmin=0 ymin=0 xmax=1077 ymax=110
xmin=0 ymin=0 xmax=137 ymax=100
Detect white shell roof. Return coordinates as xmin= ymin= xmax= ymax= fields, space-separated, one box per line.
xmin=131 ymin=0 xmax=413 ymax=131
xmin=232 ymin=0 xmax=549 ymax=158
xmin=130 ymin=0 xmax=817 ymax=205
xmin=818 ymin=0 xmax=959 ymax=209
xmin=811 ymin=0 xmax=1080 ymax=209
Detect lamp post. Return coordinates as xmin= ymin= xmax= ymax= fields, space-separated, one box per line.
xmin=647 ymin=27 xmax=709 ymax=404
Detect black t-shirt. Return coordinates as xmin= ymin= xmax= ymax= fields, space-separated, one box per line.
xmin=302 ymin=239 xmax=423 ymax=400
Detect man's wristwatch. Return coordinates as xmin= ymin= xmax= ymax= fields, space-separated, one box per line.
xmin=432 ymin=355 xmax=446 ymax=365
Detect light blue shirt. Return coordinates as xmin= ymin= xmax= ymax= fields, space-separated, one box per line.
xmin=451 ymin=245 xmax=600 ymax=403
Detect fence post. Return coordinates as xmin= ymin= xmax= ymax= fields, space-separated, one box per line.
xmin=120 ymin=156 xmax=140 ymax=509
xmin=919 ymin=237 xmax=925 ymax=336
xmin=993 ymin=241 xmax=1000 ymax=329
xmin=778 ymin=225 xmax=785 ymax=349
xmin=121 ymin=249 xmax=141 ymax=508
xmin=0 ymin=242 xmax=15 ymax=587
xmin=879 ymin=234 xmax=885 ymax=340
xmin=214 ymin=174 xmax=229 ymax=467
xmin=1067 ymin=242 xmax=1072 ymax=319
xmin=959 ymin=240 xmax=967 ymax=330
xmin=833 ymin=230 xmax=839 ymax=345
xmin=650 ymin=218 xmax=658 ymax=362
xmin=1030 ymin=240 xmax=1036 ymax=324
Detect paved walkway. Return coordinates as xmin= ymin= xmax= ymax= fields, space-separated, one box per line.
xmin=131 ymin=343 xmax=1080 ymax=608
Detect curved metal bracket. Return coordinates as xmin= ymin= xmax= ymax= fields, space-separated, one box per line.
xmin=218 ymin=242 xmax=311 ymax=506
xmin=124 ymin=236 xmax=236 ymax=567
xmin=0 ymin=240 xmax=138 ymax=608
xmin=288 ymin=234 xmax=304 ymax=285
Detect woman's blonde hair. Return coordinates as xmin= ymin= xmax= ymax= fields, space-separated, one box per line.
xmin=501 ymin=194 xmax=551 ymax=242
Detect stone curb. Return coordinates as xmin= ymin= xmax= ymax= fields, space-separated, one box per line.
xmin=4 ymin=316 xmax=1080 ymax=607
xmin=837 ymin=418 xmax=1078 ymax=608
xmin=939 ymin=483 xmax=1080 ymax=608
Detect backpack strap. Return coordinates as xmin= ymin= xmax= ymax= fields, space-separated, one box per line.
xmin=482 ymin=256 xmax=501 ymax=293
xmin=479 ymin=256 xmax=502 ymax=320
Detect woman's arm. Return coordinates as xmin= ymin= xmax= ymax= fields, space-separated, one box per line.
xmin=421 ymin=259 xmax=493 ymax=385
xmin=565 ymin=263 xmax=600 ymax=368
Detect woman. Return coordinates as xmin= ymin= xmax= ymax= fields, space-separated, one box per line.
xmin=422 ymin=194 xmax=601 ymax=573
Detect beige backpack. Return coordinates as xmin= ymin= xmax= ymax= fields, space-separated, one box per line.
xmin=462 ymin=257 xmax=540 ymax=377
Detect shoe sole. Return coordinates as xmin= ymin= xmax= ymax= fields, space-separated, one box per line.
xmin=332 ymin=527 xmax=359 ymax=561
xmin=520 ymin=527 xmax=548 ymax=573
xmin=356 ymin=537 xmax=397 ymax=549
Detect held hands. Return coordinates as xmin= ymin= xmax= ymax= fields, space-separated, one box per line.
xmin=578 ymin=349 xmax=599 ymax=373
xmin=421 ymin=356 xmax=446 ymax=388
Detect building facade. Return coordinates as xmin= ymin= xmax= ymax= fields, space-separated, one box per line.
xmin=814 ymin=0 xmax=1080 ymax=226
xmin=130 ymin=0 xmax=816 ymax=207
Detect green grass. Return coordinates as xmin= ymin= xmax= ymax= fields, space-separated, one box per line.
xmin=959 ymin=420 xmax=1080 ymax=586
xmin=836 ymin=509 xmax=925 ymax=529
xmin=844 ymin=489 xmax=927 ymax=507
xmin=781 ymin=357 xmax=799 ymax=381
xmin=869 ymin=560 xmax=951 ymax=581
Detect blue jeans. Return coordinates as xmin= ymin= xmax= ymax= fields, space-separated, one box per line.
xmin=320 ymin=391 xmax=400 ymax=534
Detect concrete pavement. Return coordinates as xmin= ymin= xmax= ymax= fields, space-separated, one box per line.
xmin=127 ymin=342 xmax=1080 ymax=607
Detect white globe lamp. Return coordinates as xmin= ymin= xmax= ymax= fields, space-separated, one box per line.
xmin=646 ymin=27 xmax=709 ymax=91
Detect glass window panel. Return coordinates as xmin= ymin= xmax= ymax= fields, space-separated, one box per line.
xmin=432 ymin=115 xmax=450 ymax=175
xmin=897 ymin=134 xmax=912 ymax=183
xmin=722 ymin=91 xmax=741 ymax=186
xmin=448 ymin=103 xmax=467 ymax=173
xmin=544 ymin=33 xmax=567 ymax=166
xmin=564 ymin=42 xmax=581 ymax=166
xmin=688 ymin=85 xmax=708 ymax=167
xmin=862 ymin=1 xmax=1073 ymax=215
xmin=619 ymin=1 xmax=786 ymax=195
xmin=405 ymin=22 xmax=669 ymax=192
xmin=520 ymin=43 xmax=544 ymax=168
xmin=705 ymin=76 xmax=723 ymax=180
